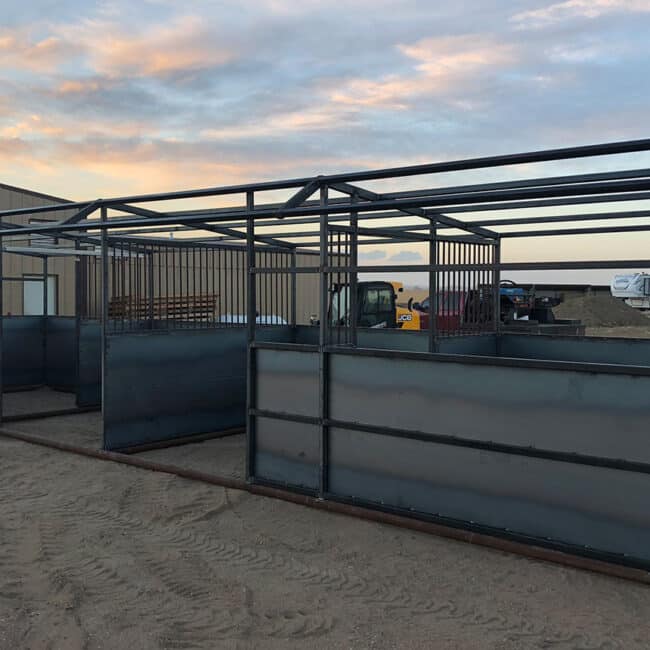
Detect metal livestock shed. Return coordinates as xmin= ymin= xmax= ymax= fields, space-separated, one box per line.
xmin=0 ymin=231 xmax=319 ymax=446
xmin=3 ymin=137 xmax=650 ymax=569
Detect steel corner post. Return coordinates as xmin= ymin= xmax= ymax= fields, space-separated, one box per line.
xmin=319 ymin=184 xmax=329 ymax=498
xmin=246 ymin=191 xmax=256 ymax=481
xmin=100 ymin=205 xmax=109 ymax=448
xmin=0 ymin=239 xmax=3 ymax=424
xmin=493 ymin=237 xmax=501 ymax=355
xmin=428 ymin=221 xmax=438 ymax=353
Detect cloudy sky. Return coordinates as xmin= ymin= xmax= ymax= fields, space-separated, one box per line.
xmin=1 ymin=0 xmax=649 ymax=196
xmin=1 ymin=0 xmax=650 ymax=280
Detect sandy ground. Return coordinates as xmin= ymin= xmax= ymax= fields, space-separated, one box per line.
xmin=2 ymin=436 xmax=650 ymax=649
xmin=3 ymin=388 xmax=77 ymax=418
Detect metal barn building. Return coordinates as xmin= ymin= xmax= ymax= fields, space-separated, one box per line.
xmin=0 ymin=183 xmax=77 ymax=316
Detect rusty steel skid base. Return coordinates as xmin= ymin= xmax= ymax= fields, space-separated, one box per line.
xmin=0 ymin=425 xmax=649 ymax=586
xmin=116 ymin=427 xmax=245 ymax=454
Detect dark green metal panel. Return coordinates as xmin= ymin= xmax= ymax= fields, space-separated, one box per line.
xmin=104 ymin=328 xmax=248 ymax=450
xmin=255 ymin=416 xmax=319 ymax=490
xmin=329 ymin=353 xmax=650 ymax=464
xmin=328 ymin=427 xmax=650 ymax=563
xmin=501 ymin=333 xmax=650 ymax=367
xmin=256 ymin=348 xmax=319 ymax=417
xmin=77 ymin=321 xmax=101 ymax=407
xmin=2 ymin=317 xmax=44 ymax=388
xmin=45 ymin=317 xmax=76 ymax=391
xmin=104 ymin=326 xmax=294 ymax=451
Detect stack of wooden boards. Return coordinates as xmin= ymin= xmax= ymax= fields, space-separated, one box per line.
xmin=108 ymin=294 xmax=219 ymax=322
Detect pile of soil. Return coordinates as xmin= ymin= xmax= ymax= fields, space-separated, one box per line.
xmin=554 ymin=292 xmax=650 ymax=328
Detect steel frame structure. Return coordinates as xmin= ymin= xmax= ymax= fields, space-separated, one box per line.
xmin=4 ymin=138 xmax=650 ymax=567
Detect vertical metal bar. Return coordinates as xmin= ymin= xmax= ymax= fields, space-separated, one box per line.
xmin=454 ymin=242 xmax=459 ymax=336
xmin=100 ymin=206 xmax=109 ymax=449
xmin=184 ymin=246 xmax=189 ymax=325
xmin=74 ymin=240 xmax=81 ymax=403
xmin=291 ymin=249 xmax=297 ymax=329
xmin=157 ymin=244 xmax=162 ymax=326
xmin=440 ymin=241 xmax=446 ymax=336
xmin=493 ymin=238 xmax=501 ymax=351
xmin=199 ymin=245 xmax=204 ymax=326
xmin=283 ymin=252 xmax=287 ymax=325
xmin=245 ymin=191 xmax=256 ymax=481
xmin=428 ymin=222 xmax=437 ymax=352
xmin=137 ymin=242 xmax=142 ymax=326
xmin=191 ymin=245 xmax=197 ymax=328
xmin=226 ymin=247 xmax=236 ymax=326
xmin=172 ymin=245 xmax=177 ymax=324
xmin=350 ymin=196 xmax=358 ymax=347
xmin=42 ymin=255 xmax=49 ymax=382
xmin=319 ymin=183 xmax=329 ymax=499
xmin=148 ymin=246 xmax=154 ymax=328
xmin=0 ymin=240 xmax=4 ymax=423
xmin=458 ymin=242 xmax=469 ymax=334
xmin=128 ymin=241 xmax=133 ymax=328
xmin=471 ymin=243 xmax=476 ymax=332
xmin=482 ymin=243 xmax=487 ymax=331
xmin=236 ymin=247 xmax=240 ymax=325
xmin=211 ymin=246 xmax=216 ymax=325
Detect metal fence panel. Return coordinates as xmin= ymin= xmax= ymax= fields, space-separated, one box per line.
xmin=501 ymin=333 xmax=650 ymax=366
xmin=103 ymin=327 xmax=249 ymax=450
xmin=328 ymin=426 xmax=650 ymax=563
xmin=77 ymin=320 xmax=101 ymax=407
xmin=2 ymin=316 xmax=44 ymax=388
xmin=329 ymin=353 xmax=650 ymax=464
xmin=45 ymin=317 xmax=76 ymax=391
xmin=256 ymin=348 xmax=319 ymax=417
xmin=292 ymin=325 xmax=498 ymax=355
xmin=255 ymin=416 xmax=319 ymax=489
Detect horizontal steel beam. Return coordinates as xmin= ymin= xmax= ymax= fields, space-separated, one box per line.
xmin=328 ymin=224 xmax=435 ymax=243
xmin=2 ymin=137 xmax=650 ymax=223
xmin=383 ymin=167 xmax=650 ymax=200
xmin=501 ymin=223 xmax=650 ymax=238
xmin=114 ymin=202 xmax=296 ymax=250
xmin=6 ymin=174 xmax=650 ymax=238
xmin=250 ymin=259 xmax=650 ymax=273
xmin=330 ymin=181 xmax=499 ymax=239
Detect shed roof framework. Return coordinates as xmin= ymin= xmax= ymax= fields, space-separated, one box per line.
xmin=0 ymin=139 xmax=648 ymax=252
xmin=2 ymin=138 xmax=650 ymax=328
xmin=1 ymin=136 xmax=648 ymax=355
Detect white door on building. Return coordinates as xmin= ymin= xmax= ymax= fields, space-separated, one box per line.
xmin=23 ymin=275 xmax=57 ymax=315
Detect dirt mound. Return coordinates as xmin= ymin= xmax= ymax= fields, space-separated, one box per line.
xmin=554 ymin=292 xmax=650 ymax=327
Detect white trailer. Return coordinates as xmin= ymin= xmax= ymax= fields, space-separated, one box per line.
xmin=611 ymin=273 xmax=650 ymax=309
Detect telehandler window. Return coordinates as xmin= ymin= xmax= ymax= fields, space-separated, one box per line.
xmin=360 ymin=285 xmax=395 ymax=327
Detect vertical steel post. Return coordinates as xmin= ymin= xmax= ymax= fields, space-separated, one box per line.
xmin=493 ymin=237 xmax=501 ymax=355
xmin=42 ymin=256 xmax=49 ymax=316
xmin=0 ymin=239 xmax=3 ymax=423
xmin=428 ymin=221 xmax=438 ymax=353
xmin=42 ymin=255 xmax=49 ymax=380
xmin=319 ymin=184 xmax=329 ymax=498
xmin=148 ymin=248 xmax=154 ymax=328
xmin=74 ymin=240 xmax=81 ymax=402
xmin=290 ymin=249 xmax=297 ymax=331
xmin=100 ymin=206 xmax=109 ymax=448
xmin=246 ymin=191 xmax=256 ymax=481
xmin=350 ymin=193 xmax=358 ymax=348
